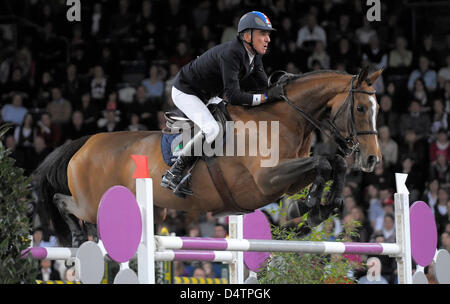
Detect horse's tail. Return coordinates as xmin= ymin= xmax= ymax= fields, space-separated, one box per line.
xmin=33 ymin=135 xmax=92 ymax=246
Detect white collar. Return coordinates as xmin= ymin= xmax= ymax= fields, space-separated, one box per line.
xmin=243 ymin=42 xmax=255 ymax=64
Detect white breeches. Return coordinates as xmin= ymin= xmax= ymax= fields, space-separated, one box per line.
xmin=171 ymin=86 xmax=220 ymax=144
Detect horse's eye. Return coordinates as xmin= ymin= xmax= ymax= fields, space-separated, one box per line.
xmin=356 ymin=105 xmax=365 ymax=112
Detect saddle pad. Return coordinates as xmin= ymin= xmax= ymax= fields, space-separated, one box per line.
xmin=160 ymin=133 xmax=183 ymax=166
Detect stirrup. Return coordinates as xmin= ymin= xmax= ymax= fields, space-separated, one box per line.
xmin=160 ymin=171 xmax=181 ymax=189
xmin=173 ymin=173 xmax=193 ymax=198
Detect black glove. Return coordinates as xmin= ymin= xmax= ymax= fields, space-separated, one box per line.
xmin=265 ymin=84 xmax=284 ymax=103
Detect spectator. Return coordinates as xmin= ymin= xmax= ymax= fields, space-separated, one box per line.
xmin=98 ymin=108 xmax=122 ymax=133
xmin=63 ymin=111 xmax=90 ymax=142
xmin=36 ymin=260 xmax=61 ymax=282
xmin=126 ymin=113 xmax=148 ymax=131
xmin=440 ymin=231 xmax=450 ymax=252
xmin=328 ymin=14 xmax=354 ymax=46
xmin=434 ymin=189 xmax=449 ymax=235
xmin=377 ymin=213 xmax=396 ymax=243
xmin=163 ymin=209 xmax=186 ymax=236
xmin=201 ymin=261 xmax=216 ymax=279
xmin=367 ymin=184 xmax=383 ymax=232
xmin=399 ymin=156 xmax=424 ymax=202
xmin=89 ymin=3 xmax=109 ymax=39
xmin=331 ymin=38 xmax=359 ymax=74
xmin=186 ymin=223 xmax=201 ymax=237
xmin=362 ymin=160 xmax=395 ymax=191
xmin=429 ymin=153 xmax=450 ymax=189
xmin=361 ymin=34 xmax=387 ymax=71
xmin=139 ymin=22 xmax=161 ymax=62
xmin=28 ymin=135 xmax=52 ymax=172
xmin=437 ymin=55 xmax=450 ymax=89
xmin=1 ymin=94 xmax=28 ymax=126
xmin=376 ymin=95 xmax=399 ymax=140
xmin=169 ymin=41 xmax=194 ymax=69
xmin=46 ymin=87 xmax=72 ymax=126
xmin=128 ymin=86 xmax=158 ymax=130
xmin=192 ymin=267 xmax=206 ymax=278
xmin=355 ymin=17 xmax=376 ymax=46
xmin=429 ymin=128 xmax=450 ymax=163
xmin=410 ymin=78 xmax=429 ymax=111
xmin=36 ymin=112 xmax=61 ymax=148
xmin=429 ymin=99 xmax=449 ymax=141
xmin=342 ymin=195 xmax=357 ymax=218
xmin=368 ymin=237 xmax=397 ymax=284
xmin=2 ymin=67 xmax=32 ymax=101
xmin=296 ymin=13 xmax=327 ymax=51
xmin=399 ymin=101 xmax=430 ymax=141
xmin=378 ymin=125 xmax=398 ymax=171
xmin=350 ymin=206 xmax=372 ymax=242
xmin=34 ymin=71 xmax=54 ymax=109
xmin=214 ymin=223 xmax=228 ymax=238
xmin=414 ymin=34 xmax=440 ymax=70
xmin=141 ymin=65 xmax=164 ymax=103
xmin=358 ymin=256 xmax=389 ymax=284
xmin=307 ymin=41 xmax=330 ymax=70
xmin=90 ymin=65 xmax=110 ymax=109
xmin=408 ymin=56 xmax=437 ymax=93
xmin=13 ymin=113 xmax=36 ymax=152
xmin=421 ymin=179 xmax=440 ymax=214
xmin=400 ymin=128 xmax=427 ymax=167
xmin=62 ymin=64 xmax=82 ymax=108
xmin=388 ymin=36 xmax=413 ymax=74
xmin=443 ymin=80 xmax=450 ymax=114
xmin=173 ymin=261 xmax=189 ymax=277
xmin=3 ymin=134 xmax=27 ymax=172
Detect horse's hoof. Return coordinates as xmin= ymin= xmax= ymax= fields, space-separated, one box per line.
xmin=287 ymin=201 xmax=301 ymax=219
xmin=307 ymin=206 xmax=322 ymax=227
xmin=287 ymin=199 xmax=310 ymax=220
xmin=332 ymin=197 xmax=344 ymax=213
xmin=305 ymin=194 xmax=319 ymax=208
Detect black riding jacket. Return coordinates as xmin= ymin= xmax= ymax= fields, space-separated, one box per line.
xmin=173 ymin=37 xmax=269 ymax=106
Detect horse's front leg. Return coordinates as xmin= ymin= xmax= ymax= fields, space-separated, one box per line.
xmin=255 ymin=155 xmax=333 ymax=227
xmin=254 ymin=155 xmax=331 ymax=197
xmin=326 ymin=154 xmax=347 ymax=213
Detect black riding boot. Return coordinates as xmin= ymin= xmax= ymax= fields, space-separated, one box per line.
xmin=161 ymin=131 xmax=203 ymax=197
xmin=161 ymin=155 xmax=197 ymax=197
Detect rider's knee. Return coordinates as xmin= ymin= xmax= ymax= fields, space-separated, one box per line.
xmin=203 ymin=121 xmax=220 ymax=144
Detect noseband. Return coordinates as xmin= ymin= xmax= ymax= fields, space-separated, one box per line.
xmin=280 ymin=74 xmax=377 ymax=156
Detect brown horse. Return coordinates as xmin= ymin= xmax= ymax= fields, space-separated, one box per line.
xmin=34 ymin=68 xmax=382 ymax=246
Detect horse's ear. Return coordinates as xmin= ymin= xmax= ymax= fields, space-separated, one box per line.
xmin=366 ymin=68 xmax=384 ymax=86
xmin=356 ymin=66 xmax=369 ymax=87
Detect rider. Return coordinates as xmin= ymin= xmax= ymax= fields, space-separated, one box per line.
xmin=161 ymin=11 xmax=284 ymax=197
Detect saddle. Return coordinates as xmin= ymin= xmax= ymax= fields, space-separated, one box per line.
xmin=162 ymin=102 xmax=230 ymax=135
xmin=160 ymin=101 xmax=253 ymax=216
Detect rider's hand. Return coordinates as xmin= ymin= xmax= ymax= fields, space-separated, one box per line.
xmin=264 ymin=84 xmax=284 ymax=103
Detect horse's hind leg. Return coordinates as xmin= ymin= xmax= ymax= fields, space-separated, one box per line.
xmin=54 ymin=194 xmax=87 ymax=247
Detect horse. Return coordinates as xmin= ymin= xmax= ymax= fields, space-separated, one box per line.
xmin=34 ymin=68 xmax=383 ymax=246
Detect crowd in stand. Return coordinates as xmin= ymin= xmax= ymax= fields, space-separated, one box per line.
xmin=1 ymin=0 xmax=449 ymax=283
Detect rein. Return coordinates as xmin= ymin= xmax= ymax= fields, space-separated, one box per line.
xmin=277 ymin=73 xmax=377 ymax=156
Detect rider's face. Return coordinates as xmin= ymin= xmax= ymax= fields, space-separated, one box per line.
xmin=246 ymin=29 xmax=271 ymax=55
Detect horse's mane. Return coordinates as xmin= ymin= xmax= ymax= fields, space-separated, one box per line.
xmin=271 ymin=69 xmax=351 ymax=87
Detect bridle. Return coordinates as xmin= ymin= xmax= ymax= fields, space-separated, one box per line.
xmin=280 ymin=74 xmax=378 ymax=156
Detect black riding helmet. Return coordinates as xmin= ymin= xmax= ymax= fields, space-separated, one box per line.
xmin=237 ymin=11 xmax=276 ymax=55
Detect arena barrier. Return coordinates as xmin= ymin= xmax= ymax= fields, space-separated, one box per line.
xmin=22 ymin=155 xmax=450 ymax=284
